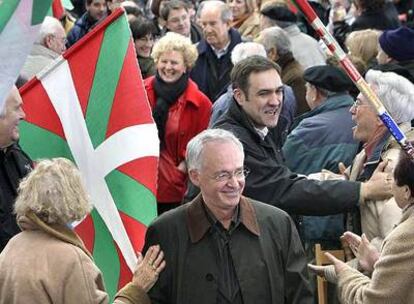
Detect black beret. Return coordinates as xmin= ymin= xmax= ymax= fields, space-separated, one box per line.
xmin=303 ymin=65 xmax=354 ymax=92
xmin=260 ymin=5 xmax=297 ymax=23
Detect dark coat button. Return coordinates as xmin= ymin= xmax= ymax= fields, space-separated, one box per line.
xmin=205 ymin=273 xmax=214 ymax=282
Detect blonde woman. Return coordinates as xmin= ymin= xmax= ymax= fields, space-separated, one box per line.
xmin=0 ymin=158 xmax=165 ymax=304
xmin=228 ymin=0 xmax=260 ymax=39
xmin=345 ymin=29 xmax=380 ymax=67
xmin=145 ymin=32 xmax=212 ymax=214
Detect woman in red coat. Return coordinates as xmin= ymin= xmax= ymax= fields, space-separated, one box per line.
xmin=144 ymin=32 xmax=212 ymax=214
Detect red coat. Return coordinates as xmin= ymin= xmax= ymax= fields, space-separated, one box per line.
xmin=145 ymin=77 xmax=212 ymax=203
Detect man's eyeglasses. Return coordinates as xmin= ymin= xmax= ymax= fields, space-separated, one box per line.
xmin=351 ymin=98 xmax=372 ymax=110
xmin=210 ymin=168 xmax=250 ymax=182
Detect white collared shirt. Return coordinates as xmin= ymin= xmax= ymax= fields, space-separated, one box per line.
xmin=211 ymin=40 xmax=231 ymax=59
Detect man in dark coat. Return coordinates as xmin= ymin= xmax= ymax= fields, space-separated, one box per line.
xmin=0 ymin=86 xmax=33 ymax=251
xmin=66 ymin=0 xmax=108 ymax=47
xmin=190 ymin=0 xmax=242 ymax=101
xmin=144 ymin=128 xmax=313 ymax=303
xmin=212 ymin=56 xmax=392 ymax=216
xmin=283 ymin=65 xmax=359 ymax=247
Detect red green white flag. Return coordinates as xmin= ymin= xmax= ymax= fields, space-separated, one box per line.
xmin=0 ymin=0 xmax=52 ymax=113
xmin=19 ymin=8 xmax=159 ymax=299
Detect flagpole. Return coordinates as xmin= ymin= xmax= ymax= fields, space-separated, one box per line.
xmin=293 ymin=0 xmax=414 ymax=160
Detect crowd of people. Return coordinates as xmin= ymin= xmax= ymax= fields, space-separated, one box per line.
xmin=1 ymin=0 xmax=414 ymax=303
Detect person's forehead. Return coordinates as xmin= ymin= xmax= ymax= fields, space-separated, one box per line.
xmin=201 ymin=141 xmax=242 ymax=162
xmin=91 ymin=0 xmax=106 ymax=5
xmin=55 ymin=25 xmax=66 ymax=36
xmin=200 ymin=6 xmax=222 ymax=20
xmin=248 ymin=69 xmax=282 ymax=87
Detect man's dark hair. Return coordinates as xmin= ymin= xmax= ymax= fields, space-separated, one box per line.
xmin=129 ymin=17 xmax=157 ymax=40
xmin=394 ymin=148 xmax=414 ymax=196
xmin=231 ymin=55 xmax=281 ymax=95
xmin=86 ymin=0 xmax=99 ymax=5
xmin=161 ymin=0 xmax=189 ymax=21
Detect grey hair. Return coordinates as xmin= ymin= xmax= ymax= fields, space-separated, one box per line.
xmin=259 ymin=26 xmax=292 ymax=56
xmin=186 ymin=129 xmax=244 ymax=171
xmin=15 ymin=158 xmax=92 ymax=225
xmin=36 ymin=16 xmax=64 ymax=45
xmin=365 ymin=70 xmax=414 ymax=124
xmin=231 ymin=42 xmax=267 ymax=64
xmin=197 ymin=0 xmax=233 ymax=22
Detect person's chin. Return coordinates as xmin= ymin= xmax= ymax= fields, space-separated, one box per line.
xmin=206 ymin=37 xmax=216 ymax=45
xmin=352 ymin=126 xmax=360 ymax=141
xmin=264 ymin=117 xmax=278 ymax=128
xmin=12 ymin=134 xmax=20 ymax=142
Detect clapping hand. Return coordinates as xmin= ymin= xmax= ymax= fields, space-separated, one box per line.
xmin=342 ymin=232 xmax=379 ymax=273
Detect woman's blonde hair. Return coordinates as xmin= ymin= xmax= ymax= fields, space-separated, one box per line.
xmin=228 ymin=0 xmax=256 ymax=15
xmin=151 ymin=32 xmax=198 ymax=69
xmin=345 ymin=29 xmax=380 ymax=65
xmin=14 ymin=158 xmax=92 ymax=224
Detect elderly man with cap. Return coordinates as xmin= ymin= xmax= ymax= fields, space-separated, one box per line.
xmin=259 ymin=3 xmax=326 ymax=69
xmin=282 ymin=64 xmax=359 ymax=255
xmin=377 ymin=26 xmax=414 ymax=80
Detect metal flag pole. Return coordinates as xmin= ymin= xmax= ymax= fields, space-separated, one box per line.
xmin=293 ymin=0 xmax=414 ymax=159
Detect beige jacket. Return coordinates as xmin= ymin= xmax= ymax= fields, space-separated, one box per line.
xmin=337 ymin=204 xmax=414 ymax=304
xmin=0 ymin=213 xmax=150 ymax=304
xmin=237 ymin=12 xmax=260 ymax=40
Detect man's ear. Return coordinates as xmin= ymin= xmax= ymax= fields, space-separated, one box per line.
xmin=233 ymin=88 xmax=245 ymax=106
xmin=404 ymin=185 xmax=412 ymax=202
xmin=268 ymin=47 xmax=278 ymax=62
xmin=188 ymin=169 xmax=200 ymax=187
xmin=44 ymin=35 xmax=53 ymax=49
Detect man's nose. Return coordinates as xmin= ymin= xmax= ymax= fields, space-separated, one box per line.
xmin=20 ymin=108 xmax=26 ymax=120
xmin=269 ymin=93 xmax=281 ymax=106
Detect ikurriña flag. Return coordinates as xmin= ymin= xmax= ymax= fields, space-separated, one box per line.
xmin=0 ymin=0 xmax=53 ymax=113
xmin=19 ymin=8 xmax=159 ymax=299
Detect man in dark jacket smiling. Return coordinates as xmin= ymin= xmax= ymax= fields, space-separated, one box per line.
xmin=213 ymin=56 xmax=392 ymax=216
